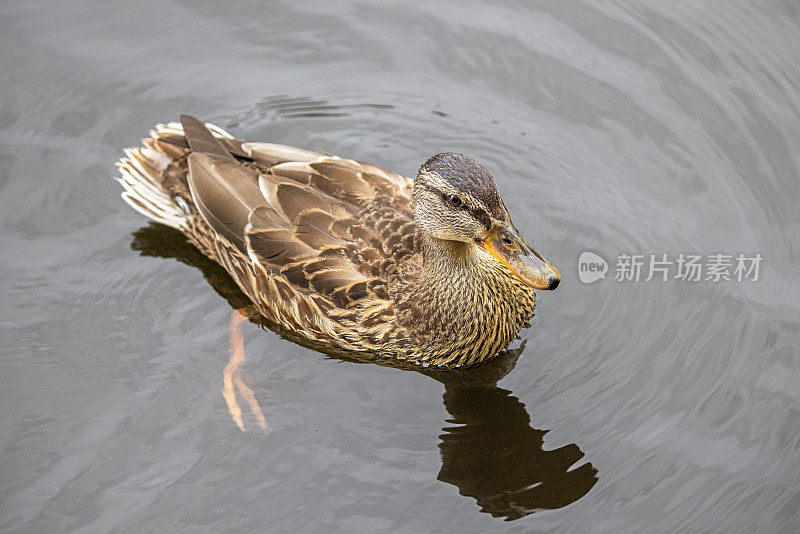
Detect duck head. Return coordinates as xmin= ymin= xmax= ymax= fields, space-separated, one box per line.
xmin=411 ymin=152 xmax=560 ymax=290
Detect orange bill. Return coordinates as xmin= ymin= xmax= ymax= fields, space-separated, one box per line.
xmin=476 ymin=224 xmax=560 ymax=290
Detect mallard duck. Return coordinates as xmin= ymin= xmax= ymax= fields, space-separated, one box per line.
xmin=118 ymin=116 xmax=559 ymax=368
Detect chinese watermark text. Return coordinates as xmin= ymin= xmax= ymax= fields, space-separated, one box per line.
xmin=579 ymin=252 xmax=762 ymax=283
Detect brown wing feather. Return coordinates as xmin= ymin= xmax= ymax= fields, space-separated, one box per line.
xmin=242 ymin=142 xmax=322 ymax=166
xmin=186 ymin=153 xmax=263 ymax=251
xmin=176 ymin=120 xmax=418 ymax=311
xmin=261 ymin=158 xmax=416 ymax=272
xmin=293 ymin=208 xmax=341 ymax=249
xmin=181 ymin=115 xmax=236 ymax=161
xmin=245 ymin=206 xmax=317 ymax=267
xmin=266 ymin=157 xmax=412 ymax=206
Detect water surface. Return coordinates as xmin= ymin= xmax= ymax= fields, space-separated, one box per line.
xmin=1 ymin=1 xmax=799 ymax=532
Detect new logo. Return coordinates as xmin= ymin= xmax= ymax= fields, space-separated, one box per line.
xmin=578 ymin=251 xmax=608 ymax=284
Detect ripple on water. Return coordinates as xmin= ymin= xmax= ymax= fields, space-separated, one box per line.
xmin=1 ymin=0 xmax=799 ymax=531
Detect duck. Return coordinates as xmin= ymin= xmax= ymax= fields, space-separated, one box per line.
xmin=117 ymin=115 xmax=560 ymax=369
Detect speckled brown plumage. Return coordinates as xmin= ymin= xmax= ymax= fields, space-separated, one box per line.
xmin=117 ymin=116 xmax=554 ymax=368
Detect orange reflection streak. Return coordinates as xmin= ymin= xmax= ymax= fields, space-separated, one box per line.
xmin=223 ymin=309 xmax=268 ymax=431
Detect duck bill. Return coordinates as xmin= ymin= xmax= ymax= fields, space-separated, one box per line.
xmin=477 ymin=225 xmax=561 ymax=290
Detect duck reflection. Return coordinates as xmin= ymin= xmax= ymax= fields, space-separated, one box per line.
xmin=419 ymin=350 xmax=598 ymax=520
xmin=131 ymin=223 xmax=598 ymax=520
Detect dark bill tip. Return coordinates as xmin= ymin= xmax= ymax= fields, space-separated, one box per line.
xmin=547 ymin=274 xmax=560 ymax=290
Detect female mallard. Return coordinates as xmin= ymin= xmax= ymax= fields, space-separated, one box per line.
xmin=118 ymin=116 xmax=559 ymax=369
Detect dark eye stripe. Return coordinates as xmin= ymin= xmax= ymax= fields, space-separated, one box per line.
xmin=473 ymin=209 xmax=492 ymax=230
xmin=429 ymin=186 xmax=492 ymax=229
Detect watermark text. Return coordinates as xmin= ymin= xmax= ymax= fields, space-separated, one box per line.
xmin=578 ymin=252 xmax=761 ymax=283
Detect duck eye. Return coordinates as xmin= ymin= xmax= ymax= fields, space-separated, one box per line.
xmin=446 ymin=194 xmax=462 ymax=207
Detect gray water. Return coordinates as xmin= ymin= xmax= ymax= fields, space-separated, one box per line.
xmin=2 ymin=1 xmax=799 ymax=532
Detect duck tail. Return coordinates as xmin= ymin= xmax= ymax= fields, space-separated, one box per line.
xmin=115 ymin=119 xmax=236 ymax=229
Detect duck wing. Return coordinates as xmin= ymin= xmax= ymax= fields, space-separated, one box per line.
xmin=181 ymin=116 xmax=417 ymax=309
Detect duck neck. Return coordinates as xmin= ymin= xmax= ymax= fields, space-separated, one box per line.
xmin=420 ymin=234 xmax=478 ymax=284
xmin=395 ymin=234 xmax=535 ymax=367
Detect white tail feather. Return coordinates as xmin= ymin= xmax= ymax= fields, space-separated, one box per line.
xmin=116 ymin=120 xmax=235 ymax=229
